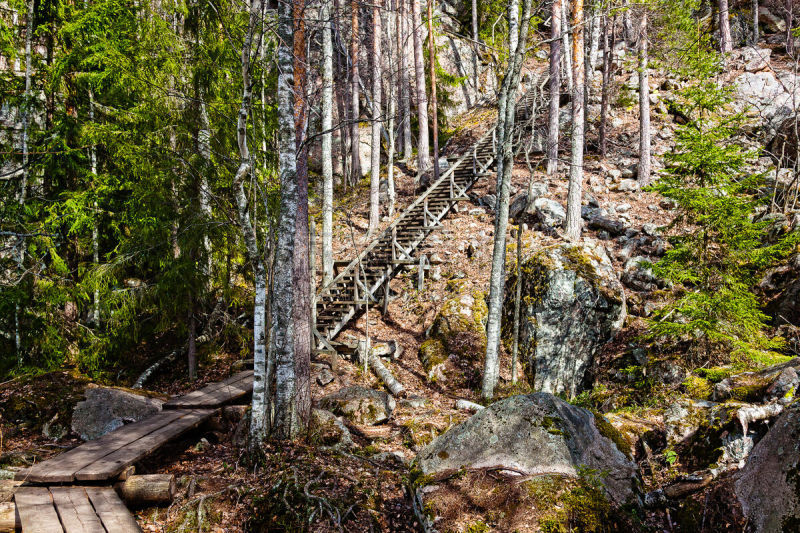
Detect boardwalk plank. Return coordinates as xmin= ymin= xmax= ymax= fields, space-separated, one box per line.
xmin=14 ymin=487 xmax=64 ymax=533
xmin=19 ymin=410 xmax=185 ymax=483
xmin=164 ymin=371 xmax=253 ymax=408
xmin=75 ymin=409 xmax=216 ymax=480
xmin=85 ymin=487 xmax=142 ymax=532
xmin=50 ymin=487 xmax=106 ymax=533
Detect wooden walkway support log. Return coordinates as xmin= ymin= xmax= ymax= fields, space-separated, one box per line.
xmin=115 ymin=474 xmax=176 ymax=507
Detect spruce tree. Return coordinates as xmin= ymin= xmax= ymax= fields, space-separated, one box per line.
xmin=648 ymin=35 xmax=798 ymax=362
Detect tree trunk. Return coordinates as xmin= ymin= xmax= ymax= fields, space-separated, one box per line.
xmin=89 ymin=90 xmax=101 ymax=327
xmin=369 ymin=0 xmax=382 ymax=234
xmin=562 ymin=0 xmax=573 ymax=92
xmin=322 ymin=0 xmax=334 ymax=284
xmin=719 ymin=0 xmax=733 ymax=52
xmin=638 ymin=12 xmax=651 ymax=186
xmin=472 ymin=0 xmax=479 ymax=97
xmin=623 ymin=0 xmax=633 ymax=48
xmin=510 ymin=224 xmax=522 ymax=384
xmin=481 ymin=0 xmax=534 ymax=401
xmin=412 ymin=0 xmax=431 ymax=173
xmin=234 ymin=0 xmax=268 ymax=443
xmin=292 ymin=0 xmax=312 ymax=438
xmin=350 ymin=0 xmax=362 ymax=183
xmin=546 ymin=0 xmax=562 ymax=175
xmin=753 ymin=0 xmax=759 ymax=45
xmin=786 ymin=0 xmax=794 ymax=56
xmin=599 ymin=14 xmax=614 ymax=157
xmin=427 ymin=0 xmax=440 ymax=182
xmin=564 ymin=0 xmax=584 ymax=242
xmin=19 ymin=0 xmax=34 ymax=205
xmin=387 ymin=9 xmax=397 ymax=216
xmin=399 ymin=0 xmax=413 ymax=162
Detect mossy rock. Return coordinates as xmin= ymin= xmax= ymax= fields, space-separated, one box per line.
xmin=683 ymin=375 xmax=713 ymax=400
xmin=419 ymin=339 xmax=447 ymax=381
xmin=429 ymin=291 xmax=488 ymax=356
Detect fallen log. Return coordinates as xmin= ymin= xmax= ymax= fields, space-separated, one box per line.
xmin=369 ymin=355 xmax=405 ymax=397
xmin=0 ymin=501 xmax=19 ymax=532
xmin=114 ymin=474 xmax=176 ymax=507
xmin=455 ymin=399 xmax=484 ymax=412
xmin=0 ymin=481 xmax=22 ymax=503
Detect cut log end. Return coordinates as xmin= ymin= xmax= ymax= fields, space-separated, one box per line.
xmin=114 ymin=474 xmax=176 ymax=507
xmin=0 ymin=501 xmax=20 ymax=533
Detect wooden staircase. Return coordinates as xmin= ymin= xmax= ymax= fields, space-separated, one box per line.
xmin=313 ymin=90 xmax=537 ymax=353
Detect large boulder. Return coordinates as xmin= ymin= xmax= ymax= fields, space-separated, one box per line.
xmin=72 ymin=386 xmax=163 ymax=441
xmin=734 ymin=406 xmax=800 ymax=531
xmin=509 ymin=242 xmax=626 ymax=396
xmin=734 ymin=71 xmax=800 ymax=139
xmin=419 ymin=287 xmax=488 ymax=382
xmin=318 ymin=386 xmax=395 ymax=425
xmin=416 ymin=393 xmax=640 ymax=506
xmin=713 ymin=357 xmax=800 ymax=403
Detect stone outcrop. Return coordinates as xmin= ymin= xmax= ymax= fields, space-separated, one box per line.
xmin=508 ymin=242 xmax=626 ymax=396
xmin=734 ymin=406 xmax=800 ymax=531
xmin=416 ymin=393 xmax=640 ymax=506
xmin=419 ymin=286 xmax=488 ymax=382
xmin=72 ymin=385 xmax=164 ymax=441
xmin=318 ymin=386 xmax=395 ymax=425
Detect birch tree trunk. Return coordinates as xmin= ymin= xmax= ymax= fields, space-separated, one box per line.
xmin=198 ymin=98 xmax=214 ymax=286
xmin=546 ymin=0 xmax=562 ymax=175
xmin=322 ymin=0 xmax=334 ymax=284
xmin=562 ymin=1 xmax=573 ymax=93
xmin=412 ymin=0 xmax=431 ymax=173
xmin=481 ymin=0 xmax=534 ymax=401
xmin=719 ymin=0 xmax=733 ymax=53
xmin=369 ymin=0 xmax=382 ymax=234
xmin=291 ymin=0 xmax=312 ymax=438
xmin=472 ymin=0 xmax=479 ymax=97
xmin=427 ymin=0 xmax=440 ymax=182
xmin=752 ymin=0 xmax=759 ymax=45
xmin=638 ymin=12 xmax=651 ymax=186
xmin=399 ymin=0 xmax=413 ymax=162
xmin=19 ymin=0 xmax=34 ymax=204
xmin=623 ymin=0 xmax=633 ymax=48
xmin=350 ymin=0 xmax=362 ymax=183
xmin=387 ymin=9 xmax=397 ymax=216
xmin=786 ymin=0 xmax=794 ymax=57
xmin=232 ymin=0 xmax=269 ymax=443
xmin=89 ymin=90 xmax=100 ymax=328
xmin=564 ymin=0 xmax=585 ymax=242
xmin=268 ymin=0 xmax=300 ymax=440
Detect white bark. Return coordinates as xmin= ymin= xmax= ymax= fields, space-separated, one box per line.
xmin=369 ymin=0 xmax=382 ymax=234
xmin=482 ymin=0 xmax=534 ymax=400
xmin=719 ymin=0 xmax=733 ymax=53
xmin=638 ymin=12 xmax=651 ymax=186
xmin=546 ymin=0 xmax=562 ymax=175
xmin=412 ymin=0 xmax=431 ymax=173
xmin=562 ymin=0 xmax=573 ymax=92
xmin=198 ymin=98 xmax=214 ymax=285
xmin=386 ymin=10 xmax=397 ymax=216
xmin=232 ymin=0 xmax=269 ymax=443
xmin=89 ymin=90 xmax=100 ymax=328
xmin=753 ymin=0 xmax=759 ymax=45
xmin=19 ymin=0 xmax=34 ymax=204
xmin=369 ymin=354 xmax=405 ymax=396
xmin=399 ymin=0 xmax=413 ymax=162
xmin=270 ymin=0 xmax=300 ymax=440
xmin=565 ymin=0 xmax=584 ymax=242
xmin=456 ymin=399 xmax=484 ymax=411
xmin=350 ymin=0 xmax=361 ymax=182
xmin=322 ymin=0 xmax=334 ymax=285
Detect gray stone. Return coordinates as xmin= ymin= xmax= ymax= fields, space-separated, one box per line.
xmin=318 ymin=386 xmax=395 ymax=425
xmin=758 ymin=6 xmax=786 ymax=33
xmin=614 ymin=179 xmax=640 ymax=192
xmin=510 ymin=242 xmax=626 ymax=396
xmin=316 ymin=367 xmax=335 ymax=387
xmin=533 ymin=198 xmax=566 ymax=228
xmin=734 ymin=406 xmax=800 ymax=531
xmin=311 ymin=408 xmax=353 ymax=449
xmin=587 ymin=215 xmax=627 ymax=236
xmin=72 ymin=386 xmax=164 ymax=441
xmin=528 ymin=181 xmax=549 ymax=199
xmin=417 ymin=393 xmax=640 ymax=506
xmin=740 ymin=46 xmax=771 ymax=72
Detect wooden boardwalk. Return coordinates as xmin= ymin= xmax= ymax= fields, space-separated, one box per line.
xmin=16 ymin=409 xmax=216 ymax=483
xmin=164 ymin=370 xmax=254 ymax=409
xmin=14 ymin=486 xmax=141 ymax=532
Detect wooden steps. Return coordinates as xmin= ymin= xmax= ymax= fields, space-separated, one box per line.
xmin=17 ymin=409 xmax=216 ymax=483
xmin=163 ymin=370 xmax=254 ymax=409
xmin=14 ymin=486 xmax=141 ymax=532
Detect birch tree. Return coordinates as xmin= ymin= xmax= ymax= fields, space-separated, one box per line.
xmin=752 ymin=0 xmax=759 ymax=45
xmin=399 ymin=0 xmax=413 ymax=162
xmin=546 ymin=0 xmax=562 ymax=175
xmin=322 ymin=0 xmax=334 ymax=284
xmin=412 ymin=0 xmax=431 ymax=173
xmin=350 ymin=0 xmax=361 ymax=182
xmin=231 ymin=0 xmax=269 ymax=442
xmin=718 ymin=0 xmax=733 ymax=53
xmin=427 ymin=0 xmax=440 ymax=181
xmin=564 ymin=0 xmax=585 ymax=242
xmin=369 ymin=0 xmax=382 ymax=234
xmin=599 ymin=14 xmax=615 ymax=157
xmin=481 ymin=0 xmax=534 ymax=400
xmin=638 ymin=11 xmax=651 ymax=186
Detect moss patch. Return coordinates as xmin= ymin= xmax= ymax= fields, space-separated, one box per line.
xmin=592 ymin=411 xmax=633 ymax=459
xmin=683 ymin=375 xmax=712 ymax=400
